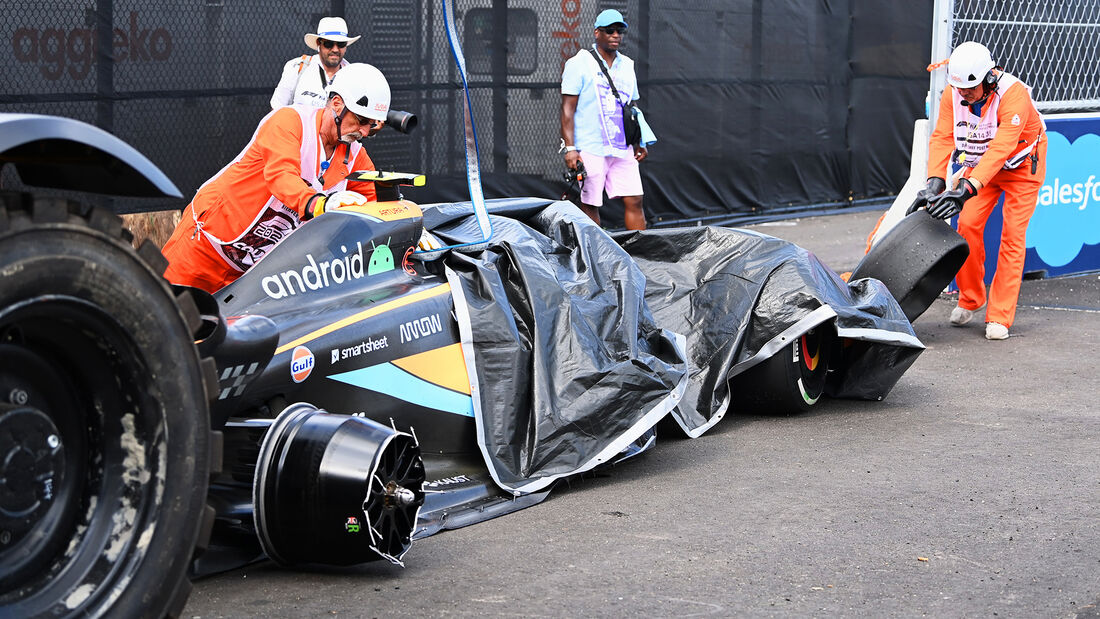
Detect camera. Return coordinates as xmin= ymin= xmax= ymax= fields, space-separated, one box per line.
xmin=563 ymin=160 xmax=586 ymax=184
xmin=385 ymin=110 xmax=418 ymax=134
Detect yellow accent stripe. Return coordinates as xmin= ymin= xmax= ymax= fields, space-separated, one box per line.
xmin=339 ymin=199 xmax=423 ymax=222
xmin=274 ymin=283 xmax=452 ymax=355
xmin=391 ymin=343 xmax=471 ymax=395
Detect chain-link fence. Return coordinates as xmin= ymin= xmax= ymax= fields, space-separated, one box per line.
xmin=2 ymin=1 xmax=931 ymax=226
xmin=939 ymin=0 xmax=1100 ymax=113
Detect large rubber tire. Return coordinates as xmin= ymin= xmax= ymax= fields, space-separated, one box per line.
xmin=851 ymin=210 xmax=970 ymax=323
xmin=0 ymin=195 xmax=219 ymax=618
xmin=729 ymin=324 xmax=835 ymax=415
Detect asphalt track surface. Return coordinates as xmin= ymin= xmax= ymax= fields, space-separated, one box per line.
xmin=185 ymin=210 xmax=1099 ymax=618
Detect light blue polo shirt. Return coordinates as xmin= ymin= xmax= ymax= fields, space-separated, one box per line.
xmin=561 ymin=45 xmax=638 ymax=158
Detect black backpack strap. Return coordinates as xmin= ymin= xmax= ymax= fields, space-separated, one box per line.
xmin=587 ymin=48 xmax=623 ymax=102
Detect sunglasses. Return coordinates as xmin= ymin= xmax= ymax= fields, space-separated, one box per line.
xmin=319 ymin=39 xmax=347 ymax=49
xmin=599 ymin=26 xmax=626 ymax=35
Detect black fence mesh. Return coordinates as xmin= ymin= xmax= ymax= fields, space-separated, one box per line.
xmin=952 ymin=0 xmax=1100 ymax=112
xmin=1 ymin=1 xmax=931 ymax=226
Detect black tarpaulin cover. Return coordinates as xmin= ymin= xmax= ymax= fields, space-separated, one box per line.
xmin=422 ymin=198 xmax=922 ymax=495
xmin=426 ymin=197 xmax=688 ymax=495
xmin=614 ymin=226 xmax=924 ymax=436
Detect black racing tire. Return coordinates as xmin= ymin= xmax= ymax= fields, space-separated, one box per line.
xmin=0 ymin=195 xmax=219 ymax=618
xmin=729 ymin=323 xmax=835 ymax=415
xmin=850 ymin=210 xmax=970 ymax=323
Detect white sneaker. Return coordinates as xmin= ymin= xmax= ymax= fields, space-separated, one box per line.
xmin=985 ymin=322 xmax=1009 ymax=340
xmin=949 ymin=306 xmax=974 ymax=326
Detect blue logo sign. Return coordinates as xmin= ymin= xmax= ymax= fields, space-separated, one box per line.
xmin=1029 ymin=131 xmax=1100 ymax=266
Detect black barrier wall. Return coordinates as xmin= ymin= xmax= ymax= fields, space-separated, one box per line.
xmin=1 ymin=1 xmax=931 ymax=226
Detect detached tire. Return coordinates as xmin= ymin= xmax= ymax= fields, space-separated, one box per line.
xmin=851 ymin=210 xmax=969 ymax=323
xmin=729 ymin=324 xmax=835 ymax=415
xmin=0 ymin=196 xmax=217 ymax=618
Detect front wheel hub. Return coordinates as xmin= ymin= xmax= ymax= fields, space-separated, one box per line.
xmin=253 ymin=404 xmax=425 ymax=567
xmin=385 ymin=482 xmax=417 ymax=508
xmin=0 ymin=405 xmax=65 ymax=564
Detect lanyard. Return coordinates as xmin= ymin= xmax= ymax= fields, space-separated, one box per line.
xmin=956 ymin=93 xmax=995 ymax=166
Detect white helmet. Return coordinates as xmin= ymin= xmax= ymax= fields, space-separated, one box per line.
xmin=947 ymin=41 xmax=996 ymax=88
xmin=326 ymin=63 xmax=390 ymax=121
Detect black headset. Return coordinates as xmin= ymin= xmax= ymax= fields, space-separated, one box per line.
xmin=964 ymin=66 xmax=999 ymax=87
xmin=983 ymin=67 xmax=1000 ymax=86
xmin=962 ymin=65 xmax=1001 ymax=110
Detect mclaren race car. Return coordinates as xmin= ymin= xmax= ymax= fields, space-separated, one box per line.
xmin=0 ymin=113 xmax=967 ymax=618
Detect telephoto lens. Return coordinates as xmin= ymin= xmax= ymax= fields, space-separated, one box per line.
xmin=385 ymin=110 xmax=418 ymax=134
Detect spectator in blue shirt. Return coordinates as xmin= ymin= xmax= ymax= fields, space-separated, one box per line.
xmin=560 ymin=9 xmax=648 ymax=230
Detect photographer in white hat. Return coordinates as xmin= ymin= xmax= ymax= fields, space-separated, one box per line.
xmin=270 ymin=17 xmax=362 ymax=109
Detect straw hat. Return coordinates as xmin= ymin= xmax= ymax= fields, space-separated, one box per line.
xmin=304 ymin=17 xmax=361 ymax=51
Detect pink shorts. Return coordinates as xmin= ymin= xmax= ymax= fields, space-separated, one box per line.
xmin=579 ymin=151 xmax=643 ymax=207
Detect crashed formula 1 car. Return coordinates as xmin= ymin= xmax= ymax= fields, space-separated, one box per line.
xmin=0 ymin=113 xmax=967 ymax=618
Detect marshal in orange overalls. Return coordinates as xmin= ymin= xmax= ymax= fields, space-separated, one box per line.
xmin=928 ymin=73 xmax=1046 ymax=329
xmin=163 ymin=105 xmax=377 ymax=292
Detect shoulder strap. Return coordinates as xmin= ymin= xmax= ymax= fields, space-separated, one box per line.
xmin=290 ymin=56 xmax=312 ymax=100
xmin=587 ymin=48 xmax=622 ymax=101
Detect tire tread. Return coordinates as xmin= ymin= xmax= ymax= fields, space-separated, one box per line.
xmin=163 ymin=576 xmax=193 ymax=619
xmin=174 ymin=288 xmax=203 ymax=334
xmin=87 ymin=205 xmax=123 ymax=237
xmin=199 ymin=357 xmax=220 ymax=405
xmin=1 ymin=194 xmax=218 ymax=619
xmin=137 ymin=239 xmax=170 ymax=276
xmin=30 ymin=197 xmax=70 ymax=224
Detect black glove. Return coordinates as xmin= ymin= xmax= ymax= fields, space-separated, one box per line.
xmin=927 ymin=178 xmax=977 ymax=220
xmin=906 ymin=177 xmax=947 ymax=215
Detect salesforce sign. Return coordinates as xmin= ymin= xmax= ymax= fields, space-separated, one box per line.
xmin=874 ymin=114 xmax=1100 ymax=279
xmin=1028 ymin=128 xmax=1100 ymax=270
xmin=971 ymin=115 xmax=1100 ymax=280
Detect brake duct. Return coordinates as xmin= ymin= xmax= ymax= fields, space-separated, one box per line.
xmin=252 ymin=403 xmax=425 ymax=566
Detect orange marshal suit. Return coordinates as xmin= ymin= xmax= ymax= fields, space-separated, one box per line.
xmin=163 ymin=106 xmax=377 ymax=292
xmin=927 ymin=74 xmax=1046 ymax=328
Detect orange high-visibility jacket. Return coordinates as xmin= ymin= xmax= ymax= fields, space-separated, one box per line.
xmin=184 ymin=105 xmax=377 ymax=274
xmin=928 ymin=72 xmax=1045 ymax=186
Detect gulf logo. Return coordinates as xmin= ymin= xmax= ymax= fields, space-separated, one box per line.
xmin=291 ymin=346 xmax=315 ymax=383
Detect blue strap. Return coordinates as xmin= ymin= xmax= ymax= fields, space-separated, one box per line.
xmin=416 ymin=0 xmax=493 ymax=259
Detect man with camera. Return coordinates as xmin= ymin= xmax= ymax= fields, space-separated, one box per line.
xmin=271 ymin=17 xmax=360 ymax=109
xmin=560 ymin=9 xmax=648 ymax=230
xmin=163 ymin=64 xmax=390 ymax=293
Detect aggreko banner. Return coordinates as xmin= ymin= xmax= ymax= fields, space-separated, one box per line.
xmin=1 ymin=1 xmax=932 ymax=225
